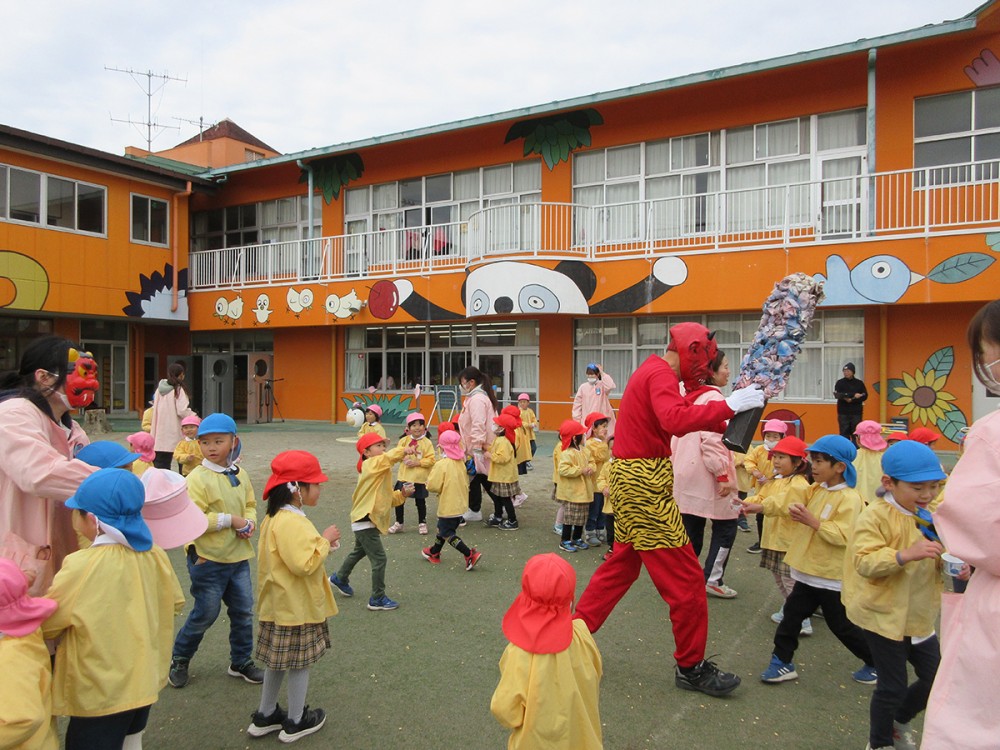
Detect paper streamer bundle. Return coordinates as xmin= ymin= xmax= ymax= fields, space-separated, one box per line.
xmin=723 ymin=272 xmax=825 ymax=452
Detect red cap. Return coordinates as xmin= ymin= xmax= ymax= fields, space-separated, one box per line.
xmin=502 ymin=554 xmax=576 ymax=654
xmin=558 ymin=419 xmax=587 ymax=450
xmin=356 ymin=433 xmax=387 ymax=472
xmin=263 ymin=450 xmax=329 ymax=499
xmin=908 ymin=427 xmax=941 ymax=445
xmin=494 ymin=413 xmax=519 ymax=446
xmin=770 ymin=435 xmax=808 ymax=458
xmin=584 ymin=412 xmax=607 ymax=430
xmin=500 ymin=404 xmax=523 ymax=427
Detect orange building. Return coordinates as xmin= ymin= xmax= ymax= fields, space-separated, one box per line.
xmin=4 ymin=5 xmax=1000 ymax=443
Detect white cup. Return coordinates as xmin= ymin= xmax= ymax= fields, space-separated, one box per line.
xmin=941 ymin=552 xmax=965 ymax=577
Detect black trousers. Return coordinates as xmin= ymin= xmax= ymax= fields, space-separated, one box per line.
xmin=681 ymin=514 xmax=738 ymax=585
xmin=862 ymin=629 xmax=940 ymax=748
xmin=773 ymin=581 xmax=872 ymax=666
xmin=152 ymin=450 xmax=174 ymax=470
xmin=66 ymin=705 xmax=151 ymax=750
xmin=838 ymin=413 xmax=863 ymax=442
xmin=468 ymin=473 xmax=495 ymax=513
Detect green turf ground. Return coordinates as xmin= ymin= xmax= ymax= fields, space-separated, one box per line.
xmin=100 ymin=422 xmax=910 ymax=749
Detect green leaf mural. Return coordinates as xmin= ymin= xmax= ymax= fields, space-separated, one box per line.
xmin=872 ymin=377 xmax=906 ymax=401
xmin=923 ymin=347 xmax=954 ymax=379
xmin=937 ymin=407 xmax=969 ymax=443
xmin=927 ymin=253 xmax=994 ymax=283
xmin=299 ymin=153 xmax=365 ymax=204
xmin=341 ymin=393 xmax=416 ymax=424
xmin=987 ymin=232 xmax=1000 ymax=251
xmin=505 ymin=108 xmax=604 ymax=170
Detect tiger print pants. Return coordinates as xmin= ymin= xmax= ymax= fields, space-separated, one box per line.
xmin=575 ymin=457 xmax=709 ymax=668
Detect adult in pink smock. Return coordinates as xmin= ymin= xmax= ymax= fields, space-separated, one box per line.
xmin=572 ymin=363 xmax=616 ymax=437
xmin=457 ymin=366 xmax=499 ymax=523
xmin=923 ymin=300 xmax=1000 ymax=750
xmin=150 ymin=362 xmax=195 ymax=470
xmin=0 ymin=336 xmax=95 ymax=593
xmin=671 ymin=350 xmax=740 ymax=599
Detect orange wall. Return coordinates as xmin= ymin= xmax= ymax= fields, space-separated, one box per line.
xmin=272 ymin=327 xmax=333 ymax=420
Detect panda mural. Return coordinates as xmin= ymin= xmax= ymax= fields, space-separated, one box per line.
xmin=366 ymin=256 xmax=689 ymax=320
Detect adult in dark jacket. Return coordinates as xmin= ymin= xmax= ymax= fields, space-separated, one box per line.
xmin=833 ymin=362 xmax=867 ymax=441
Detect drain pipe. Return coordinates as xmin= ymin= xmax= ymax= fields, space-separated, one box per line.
xmin=296 ymin=160 xmax=315 ymax=240
xmin=172 ymin=180 xmax=193 ymax=312
xmin=866 ymin=48 xmax=876 ymax=236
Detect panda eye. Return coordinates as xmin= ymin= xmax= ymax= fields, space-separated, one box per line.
xmin=871 ymin=262 xmax=891 ymax=279
xmin=518 ymin=284 xmax=559 ymax=313
xmin=470 ymin=290 xmax=489 ymax=314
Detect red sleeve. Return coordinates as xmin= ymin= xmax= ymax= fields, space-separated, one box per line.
xmin=649 ymin=370 xmax=734 ymax=438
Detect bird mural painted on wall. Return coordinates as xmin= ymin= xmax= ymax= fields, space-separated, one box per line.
xmin=815 ymin=254 xmax=923 ymax=306
xmin=252 ymin=294 xmax=273 ymax=325
xmin=286 ymin=287 xmax=314 ymax=316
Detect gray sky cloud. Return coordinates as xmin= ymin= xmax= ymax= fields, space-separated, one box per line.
xmin=0 ymin=1 xmax=966 ymax=156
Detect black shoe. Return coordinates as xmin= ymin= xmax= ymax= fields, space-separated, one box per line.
xmin=278 ymin=706 xmax=326 ymax=743
xmin=168 ymin=658 xmax=189 ymax=688
xmin=746 ymin=542 xmax=762 ymax=554
xmin=485 ymin=514 xmax=502 ymax=528
xmin=228 ymin=660 xmax=265 ymax=684
xmin=248 ymin=704 xmax=287 ymax=737
xmin=675 ymin=657 xmax=741 ymax=697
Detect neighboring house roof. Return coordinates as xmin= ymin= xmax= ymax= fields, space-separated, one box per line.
xmin=0 ymin=123 xmax=215 ymax=190
xmin=175 ymin=118 xmax=277 ymax=153
xmin=201 ymin=3 xmax=988 ymax=178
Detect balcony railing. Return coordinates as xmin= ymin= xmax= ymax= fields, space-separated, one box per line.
xmin=189 ymin=161 xmax=1000 ymax=290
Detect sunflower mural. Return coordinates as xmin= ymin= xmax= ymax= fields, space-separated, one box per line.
xmin=879 ymin=347 xmax=968 ymax=443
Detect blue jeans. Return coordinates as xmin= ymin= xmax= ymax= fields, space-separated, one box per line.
xmin=585 ymin=493 xmax=605 ymax=532
xmin=173 ymin=550 xmax=254 ymax=666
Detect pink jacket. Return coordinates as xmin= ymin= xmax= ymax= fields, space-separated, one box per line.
xmin=150 ymin=383 xmax=194 ymax=453
xmin=922 ymin=409 xmax=1000 ymax=750
xmin=0 ymin=398 xmax=94 ymax=572
xmin=572 ymin=374 xmax=616 ymax=436
xmin=458 ymin=387 xmax=496 ymax=475
xmin=669 ymin=387 xmax=738 ymax=520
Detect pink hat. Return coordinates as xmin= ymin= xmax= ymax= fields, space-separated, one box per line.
xmin=180 ymin=415 xmax=202 ymax=428
xmin=406 ymin=412 xmax=426 ymax=425
xmin=761 ymin=419 xmax=788 ymax=436
xmin=517 ymin=393 xmax=530 ymax=402
xmin=366 ymin=404 xmax=383 ymax=418
xmin=0 ymin=558 xmax=58 ymax=637
xmin=502 ymin=554 xmax=576 ymax=654
xmin=854 ymin=420 xmax=888 ymax=451
xmin=438 ymin=430 xmax=465 ymax=460
xmin=126 ymin=432 xmax=155 ymax=463
xmin=139 ymin=469 xmax=209 ymax=550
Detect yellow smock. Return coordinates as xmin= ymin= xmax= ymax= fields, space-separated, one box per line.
xmin=172 ymin=438 xmax=204 ymax=477
xmin=257 ymin=508 xmax=337 ymax=626
xmin=488 ymin=437 xmax=518 ymax=484
xmin=758 ymin=474 xmax=811 ymax=552
xmin=42 ymin=544 xmax=184 ymax=717
xmin=185 ymin=465 xmax=257 ymax=563
xmin=0 ymin=629 xmax=58 ymax=749
xmin=853 ymin=447 xmax=884 ymax=505
xmin=490 ymin=619 xmax=603 ymax=750
xmin=358 ymin=422 xmax=386 ymax=440
xmin=395 ymin=435 xmax=435 ymax=484
xmin=351 ymin=446 xmax=406 ymax=534
xmin=426 ymin=458 xmax=470 ymax=518
xmin=784 ymin=483 xmax=864 ymax=580
xmin=557 ymin=447 xmax=594 ymax=504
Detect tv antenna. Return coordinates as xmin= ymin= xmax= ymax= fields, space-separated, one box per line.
xmin=174 ymin=115 xmax=217 ymax=142
xmin=106 ymin=66 xmax=186 ymax=151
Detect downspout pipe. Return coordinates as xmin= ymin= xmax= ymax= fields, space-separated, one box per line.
xmin=866 ymin=48 xmax=876 ymax=236
xmin=172 ymin=180 xmax=193 ymax=312
xmin=296 ymin=160 xmax=315 ymax=240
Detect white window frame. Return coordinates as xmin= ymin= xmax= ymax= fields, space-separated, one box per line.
xmin=0 ymin=163 xmax=107 ymax=237
xmin=130 ymin=193 xmax=169 ymax=246
xmin=914 ymin=86 xmax=1000 ymax=186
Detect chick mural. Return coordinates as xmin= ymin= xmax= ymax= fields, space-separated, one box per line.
xmin=213 ymin=295 xmax=244 ymax=325
xmin=252 ymin=294 xmax=273 ymax=325
xmin=816 ymin=240 xmax=995 ymax=307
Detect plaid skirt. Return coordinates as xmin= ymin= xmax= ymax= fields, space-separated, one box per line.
xmin=255 ymin=621 xmax=330 ymax=670
xmin=491 ymin=480 xmax=520 ymax=498
xmin=560 ymin=500 xmax=590 ymax=526
xmin=759 ymin=548 xmax=789 ymax=576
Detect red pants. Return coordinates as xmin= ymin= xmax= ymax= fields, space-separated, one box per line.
xmin=574 ymin=541 xmax=708 ymax=668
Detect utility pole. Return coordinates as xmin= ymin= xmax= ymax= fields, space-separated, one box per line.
xmin=106 ymin=66 xmax=186 ymax=151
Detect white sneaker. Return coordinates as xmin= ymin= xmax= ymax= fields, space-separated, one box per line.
xmin=892 ymin=721 xmax=917 ymax=750
xmin=512 ymin=493 xmax=528 ymax=508
xmin=462 ymin=510 xmax=483 ymax=523
xmin=771 ymin=610 xmax=784 ymax=624
xmin=388 ymin=522 xmax=404 ymax=534
xmin=800 ymin=618 xmax=813 ymax=636
xmin=418 ymin=522 xmax=428 ymax=535
xmin=706 ymin=582 xmax=738 ymax=599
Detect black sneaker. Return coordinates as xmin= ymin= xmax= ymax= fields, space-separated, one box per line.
xmin=168 ymin=657 xmax=189 ymax=688
xmin=485 ymin=514 xmax=502 ymax=528
xmin=499 ymin=519 xmax=519 ymax=531
xmin=278 ymin=706 xmax=326 ymax=743
xmin=746 ymin=542 xmax=762 ymax=554
xmin=248 ymin=703 xmax=287 ymax=737
xmin=675 ymin=657 xmax=741 ymax=697
xmin=228 ymin=660 xmax=265 ymax=684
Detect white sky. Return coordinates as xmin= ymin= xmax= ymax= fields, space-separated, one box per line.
xmin=0 ymin=1 xmax=974 ymax=157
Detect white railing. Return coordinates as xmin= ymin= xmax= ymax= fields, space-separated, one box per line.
xmin=189 ymin=160 xmax=1000 ymax=290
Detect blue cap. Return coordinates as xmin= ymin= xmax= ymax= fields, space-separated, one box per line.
xmin=65 ymin=469 xmax=153 ymax=551
xmin=76 ymin=441 xmax=141 ymax=469
xmin=881 ymin=441 xmax=946 ymax=483
xmin=808 ymin=435 xmax=858 ymax=487
xmin=198 ymin=413 xmax=237 ymax=437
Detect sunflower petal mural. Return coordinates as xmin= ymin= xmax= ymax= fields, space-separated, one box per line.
xmin=880 ymin=346 xmax=968 ymax=442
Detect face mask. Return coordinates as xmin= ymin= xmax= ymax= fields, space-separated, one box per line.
xmin=587 ymin=376 xmax=598 ymax=384
xmin=763 ymin=439 xmax=778 ymax=450
xmin=978 ymin=357 xmax=1000 ymax=395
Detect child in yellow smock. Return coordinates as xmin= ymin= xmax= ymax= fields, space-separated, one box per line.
xmin=422 ymin=430 xmax=480 ymax=570
xmin=516 ymin=393 xmax=538 ymax=468
xmin=584 ymin=412 xmax=610 ymax=547
xmin=490 ymin=554 xmax=602 ymax=750
xmin=742 ymin=418 xmax=787 ymax=553
xmin=43 ymin=469 xmax=184 ymax=750
xmin=556 ymin=420 xmax=596 ymax=553
xmin=853 ymin=420 xmax=887 ymax=505
xmin=487 ymin=414 xmax=521 ymax=530
xmin=173 ymin=415 xmax=204 ymax=477
xmin=389 ymin=412 xmax=435 ymax=535
xmin=357 ymin=404 xmax=386 ymax=440
xmin=843 ymin=441 xmax=945 ymax=750
xmin=0 ymin=558 xmax=58 ymax=750
xmin=249 ymin=451 xmax=339 ymax=743
xmin=127 ymin=431 xmax=155 ymax=477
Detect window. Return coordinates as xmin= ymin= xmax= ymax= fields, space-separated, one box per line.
xmin=191 ymin=194 xmax=320 ymax=252
xmin=131 ymin=194 xmax=169 ymax=245
xmin=914 ymin=86 xmax=1000 ymax=183
xmin=573 ymin=310 xmax=863 ymax=400
xmin=0 ymin=165 xmax=106 ymax=235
